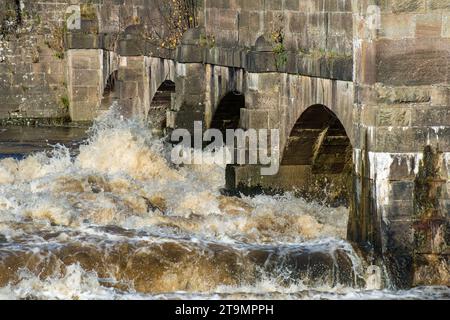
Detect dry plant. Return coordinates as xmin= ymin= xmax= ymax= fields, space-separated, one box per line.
xmin=142 ymin=0 xmax=199 ymax=49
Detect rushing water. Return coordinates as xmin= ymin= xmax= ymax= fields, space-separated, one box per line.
xmin=0 ymin=111 xmax=448 ymax=300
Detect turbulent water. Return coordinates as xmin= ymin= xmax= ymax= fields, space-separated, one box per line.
xmin=0 ymin=111 xmax=448 ymax=300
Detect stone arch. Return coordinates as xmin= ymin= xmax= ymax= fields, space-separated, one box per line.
xmin=99 ymin=51 xmax=119 ymax=112
xmin=282 ymin=76 xmax=355 ymax=152
xmin=283 ymin=104 xmax=352 ymax=167
xmin=148 ymin=80 xmax=175 ymax=135
xmin=101 ymin=70 xmax=119 ymax=109
xmin=145 ymin=57 xmax=176 ymax=122
xmin=281 ymin=104 xmax=353 ymax=205
xmin=205 ymin=65 xmax=245 ymax=129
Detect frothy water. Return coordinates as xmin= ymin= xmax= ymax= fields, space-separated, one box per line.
xmin=0 ymin=111 xmax=448 ymax=300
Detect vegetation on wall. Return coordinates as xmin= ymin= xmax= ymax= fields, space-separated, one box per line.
xmin=271 ymin=29 xmax=288 ymax=70
xmin=414 ymin=146 xmax=441 ymax=219
xmin=0 ymin=0 xmax=22 ymax=39
xmin=60 ymin=95 xmax=70 ymax=111
xmin=143 ymin=0 xmax=200 ymax=49
xmin=44 ymin=22 xmax=66 ymax=60
xmin=199 ymin=34 xmax=215 ymax=48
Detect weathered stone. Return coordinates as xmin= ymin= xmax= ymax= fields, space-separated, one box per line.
xmin=0 ymin=0 xmax=448 ymax=289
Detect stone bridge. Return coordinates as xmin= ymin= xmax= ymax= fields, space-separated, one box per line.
xmin=0 ymin=0 xmax=449 ymax=287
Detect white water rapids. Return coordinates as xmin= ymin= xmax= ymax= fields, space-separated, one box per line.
xmin=0 ymin=111 xmax=448 ymax=300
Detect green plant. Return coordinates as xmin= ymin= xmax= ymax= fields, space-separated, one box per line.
xmin=31 ymin=47 xmax=40 ymax=63
xmin=273 ymin=42 xmax=288 ymax=70
xmin=271 ymin=29 xmax=288 ymax=70
xmin=54 ymin=51 xmax=64 ymax=60
xmin=143 ymin=0 xmax=200 ymax=49
xmin=60 ymin=95 xmax=70 ymax=110
xmin=199 ymin=34 xmax=215 ymax=48
xmin=81 ymin=3 xmax=97 ymax=20
xmin=0 ymin=3 xmax=20 ymax=38
xmin=45 ymin=21 xmax=67 ymax=59
xmin=298 ymin=48 xmax=309 ymax=55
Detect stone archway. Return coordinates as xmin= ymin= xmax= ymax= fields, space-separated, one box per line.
xmin=209 ymin=91 xmax=244 ymax=134
xmin=148 ymin=80 xmax=176 ymax=136
xmin=100 ymin=70 xmax=119 ymax=111
xmin=282 ymin=104 xmax=353 ymax=205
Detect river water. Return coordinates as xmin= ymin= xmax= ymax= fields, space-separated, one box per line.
xmin=0 ymin=111 xmax=448 ymax=300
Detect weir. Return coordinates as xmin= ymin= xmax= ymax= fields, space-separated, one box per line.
xmin=0 ymin=0 xmax=448 ymax=289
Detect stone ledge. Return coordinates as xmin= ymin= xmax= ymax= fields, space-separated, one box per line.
xmin=67 ymin=33 xmax=353 ymax=81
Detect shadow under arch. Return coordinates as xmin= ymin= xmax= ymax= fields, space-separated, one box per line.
xmin=282 ymin=104 xmax=353 ymax=206
xmin=209 ymin=91 xmax=245 ymax=135
xmin=148 ymin=80 xmax=176 ymax=136
xmin=101 ymin=70 xmax=119 ymax=111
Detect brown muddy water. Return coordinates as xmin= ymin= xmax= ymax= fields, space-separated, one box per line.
xmin=0 ymin=112 xmax=448 ymax=300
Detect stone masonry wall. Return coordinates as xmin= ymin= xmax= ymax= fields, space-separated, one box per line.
xmin=0 ymin=0 xmax=69 ymax=121
xmin=0 ymin=0 xmax=178 ymax=122
xmin=204 ymin=0 xmax=353 ymax=54
xmin=0 ymin=0 xmax=356 ymax=121
xmin=351 ymin=0 xmax=450 ymax=287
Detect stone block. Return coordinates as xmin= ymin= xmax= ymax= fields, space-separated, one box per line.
xmin=71 ymin=87 xmax=100 ymax=102
xmin=176 ymin=45 xmax=203 ymax=64
xmin=70 ymin=56 xmax=98 ymax=70
xmin=376 ymin=39 xmax=448 ymax=86
xmin=373 ymin=127 xmax=416 ymax=152
xmin=118 ymin=39 xmax=145 ymax=56
xmin=66 ymin=33 xmax=104 ymax=50
xmin=383 ymin=201 xmax=414 ymax=221
xmin=428 ymin=0 xmax=450 ymax=10
xmin=391 ymin=0 xmax=426 ymax=13
xmin=383 ymin=220 xmax=415 ymax=253
xmin=70 ymin=101 xmax=98 ymax=121
xmin=388 ymin=154 xmax=418 ymax=180
xmin=414 ymin=126 xmax=450 ymax=151
xmin=241 ymin=109 xmax=270 ymax=130
xmin=288 ymin=12 xmax=307 ymax=34
xmin=412 ymin=106 xmax=450 ymax=127
xmin=119 ymin=81 xmax=138 ymax=99
xmin=71 ymin=69 xmax=101 ymax=87
xmin=443 ymin=14 xmax=450 ymax=38
xmin=430 ymin=86 xmax=450 ymax=107
xmin=118 ymin=68 xmax=142 ymax=82
xmin=416 ymin=13 xmax=443 ymax=38
xmin=380 ymin=14 xmax=416 ymax=39
xmin=377 ymin=108 xmax=411 ymax=127
xmin=413 ymin=219 xmax=448 ymax=254
xmin=391 ymin=181 xmax=414 ymax=201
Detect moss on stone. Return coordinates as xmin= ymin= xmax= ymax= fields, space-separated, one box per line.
xmin=0 ymin=116 xmax=72 ymax=127
xmin=413 ymin=145 xmax=441 ymax=219
xmin=81 ymin=3 xmax=98 ymax=21
xmin=60 ymin=95 xmax=70 ymax=111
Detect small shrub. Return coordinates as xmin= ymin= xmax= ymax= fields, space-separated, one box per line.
xmin=271 ymin=30 xmax=287 ymax=70
xmin=60 ymin=95 xmax=70 ymax=110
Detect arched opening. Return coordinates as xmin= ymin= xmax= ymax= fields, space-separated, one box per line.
xmin=210 ymin=91 xmax=244 ymax=135
xmin=282 ymin=105 xmax=353 ymax=206
xmin=101 ymin=70 xmax=119 ymax=110
xmin=148 ymin=80 xmax=175 ymax=136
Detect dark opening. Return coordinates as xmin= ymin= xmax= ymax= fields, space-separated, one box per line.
xmin=14 ymin=0 xmax=22 ymax=25
xmin=148 ymin=80 xmax=175 ymax=135
xmin=103 ymin=70 xmax=118 ymax=98
xmin=101 ymin=71 xmax=119 ymax=110
xmin=210 ymin=91 xmax=244 ymax=135
xmin=282 ymin=105 xmax=353 ymax=205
